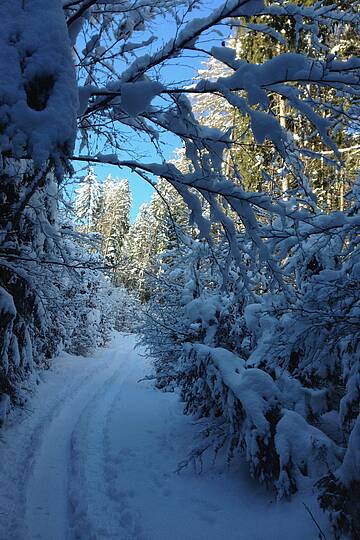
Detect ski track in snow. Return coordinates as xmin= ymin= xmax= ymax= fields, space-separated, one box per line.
xmin=0 ymin=333 xmax=331 ymax=540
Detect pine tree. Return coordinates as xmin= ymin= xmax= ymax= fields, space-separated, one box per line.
xmin=75 ymin=167 xmax=102 ymax=232
xmin=230 ymin=4 xmax=360 ymax=204
xmin=97 ymin=177 xmax=131 ymax=283
xmin=119 ymin=202 xmax=156 ymax=300
xmin=118 ymin=179 xmax=190 ymax=301
xmin=192 ymin=7 xmax=360 ymax=206
xmin=74 ymin=172 xmax=132 ymax=284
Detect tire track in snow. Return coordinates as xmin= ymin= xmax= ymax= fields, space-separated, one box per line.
xmin=0 ymin=334 xmax=331 ymax=540
xmin=0 ymin=360 xmax=104 ymax=540
xmin=102 ymin=378 xmax=145 ymax=540
xmin=68 ymin=351 xmax=143 ymax=540
xmin=22 ymin=355 xmax=122 ymax=540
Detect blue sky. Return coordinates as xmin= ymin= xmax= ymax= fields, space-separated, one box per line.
xmin=75 ymin=1 xmax=225 ymax=221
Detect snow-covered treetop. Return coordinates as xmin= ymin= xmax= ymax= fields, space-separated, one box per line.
xmin=67 ymin=1 xmax=359 ymax=283
xmin=2 ymin=0 xmax=360 ymax=280
xmin=68 ymin=2 xmax=359 ymax=193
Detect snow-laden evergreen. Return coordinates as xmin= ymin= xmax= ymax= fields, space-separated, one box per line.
xmin=75 ymin=167 xmax=102 ymax=232
xmin=139 ymin=178 xmax=360 ymax=538
xmin=100 ymin=177 xmax=131 ymax=278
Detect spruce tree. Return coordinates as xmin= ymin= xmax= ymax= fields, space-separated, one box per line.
xmin=192 ymin=5 xmax=360 ymax=206
xmin=98 ymin=177 xmax=131 ymax=283
xmin=75 ymin=167 xmax=102 ymax=232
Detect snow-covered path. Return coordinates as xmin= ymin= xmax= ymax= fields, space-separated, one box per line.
xmin=0 ymin=334 xmax=330 ymax=540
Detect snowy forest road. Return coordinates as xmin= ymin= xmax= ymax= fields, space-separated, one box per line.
xmin=0 ymin=334 xmax=329 ymax=540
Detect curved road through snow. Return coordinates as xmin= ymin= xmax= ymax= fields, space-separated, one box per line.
xmin=0 ymin=334 xmax=330 ymax=540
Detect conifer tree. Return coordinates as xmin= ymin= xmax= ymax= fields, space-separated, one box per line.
xmin=229 ymin=3 xmax=360 ymax=203
xmin=192 ymin=6 xmax=360 ymax=206
xmin=118 ymin=179 xmax=190 ymax=300
xmin=75 ymin=167 xmax=102 ymax=232
xmin=98 ymin=177 xmax=131 ymax=283
xmin=120 ymin=202 xmax=156 ymax=300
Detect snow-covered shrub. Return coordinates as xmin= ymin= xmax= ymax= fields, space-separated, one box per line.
xmin=317 ymin=413 xmax=360 ymax=539
xmin=139 ymin=233 xmax=252 ymax=386
xmin=181 ymin=344 xmax=282 ymax=482
xmin=110 ymin=287 xmax=140 ymax=333
xmin=140 ymin=180 xmax=360 ymax=538
xmin=238 ymin=186 xmax=360 ymax=533
xmin=61 ymin=267 xmax=112 ymax=357
xmin=0 ymin=174 xmax=120 ymax=404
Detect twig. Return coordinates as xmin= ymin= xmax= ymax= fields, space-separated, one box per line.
xmin=137 ymin=375 xmax=156 ymax=383
xmin=302 ymin=502 xmax=328 ymax=540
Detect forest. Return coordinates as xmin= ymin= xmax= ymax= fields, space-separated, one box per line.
xmin=0 ymin=1 xmax=359 ymax=539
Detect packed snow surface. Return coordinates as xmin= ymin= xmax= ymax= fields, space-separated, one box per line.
xmin=0 ymin=333 xmax=330 ymax=539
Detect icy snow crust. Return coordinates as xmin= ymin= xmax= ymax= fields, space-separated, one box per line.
xmin=0 ymin=333 xmax=331 ymax=540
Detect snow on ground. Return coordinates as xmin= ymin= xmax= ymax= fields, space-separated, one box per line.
xmin=0 ymin=333 xmax=330 ymax=540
